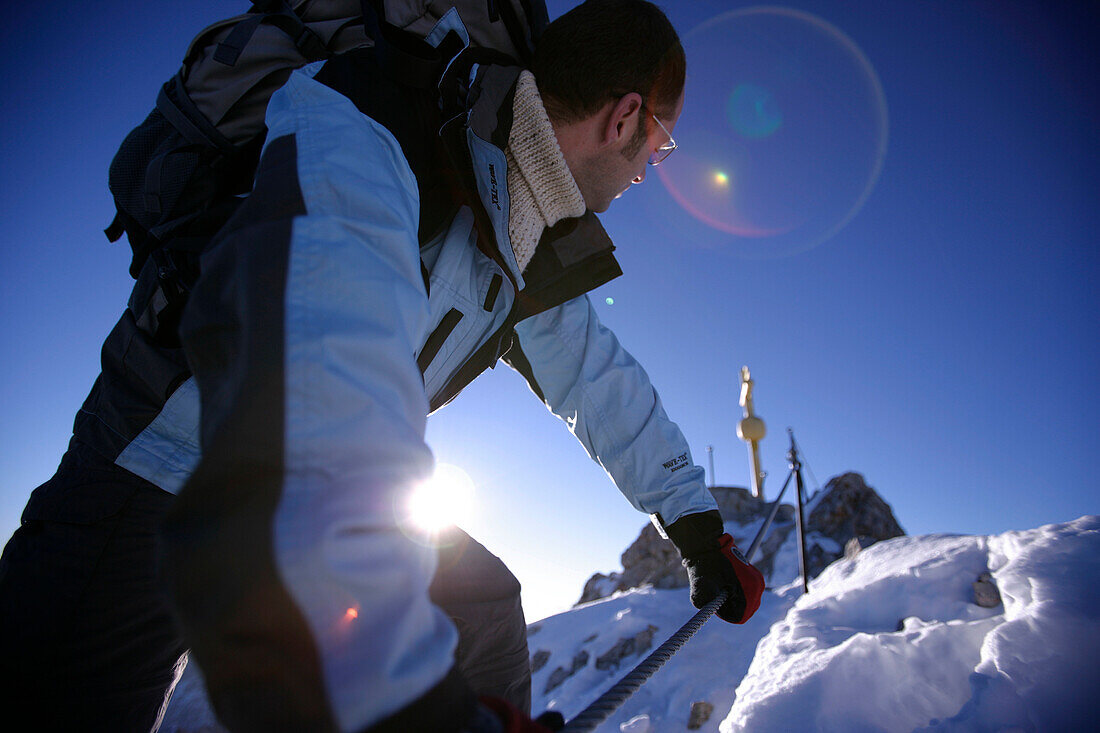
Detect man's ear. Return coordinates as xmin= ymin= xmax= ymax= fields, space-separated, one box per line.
xmin=602 ymin=92 xmax=644 ymax=147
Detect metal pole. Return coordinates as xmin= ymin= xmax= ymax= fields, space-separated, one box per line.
xmin=745 ymin=470 xmax=793 ymax=562
xmin=787 ymin=429 xmax=809 ymax=595
xmin=561 ymin=491 xmax=787 ymax=733
xmin=706 ymin=445 xmax=715 ymax=488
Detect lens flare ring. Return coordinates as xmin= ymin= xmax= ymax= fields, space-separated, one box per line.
xmin=657 ymin=6 xmax=889 ymax=257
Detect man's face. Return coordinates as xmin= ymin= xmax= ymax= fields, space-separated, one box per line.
xmin=587 ymin=87 xmax=685 ymax=213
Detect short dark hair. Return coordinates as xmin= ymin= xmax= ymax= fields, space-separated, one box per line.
xmin=532 ymin=0 xmax=686 ymax=124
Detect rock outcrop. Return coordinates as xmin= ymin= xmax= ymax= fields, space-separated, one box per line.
xmin=595 ymin=625 xmax=658 ymax=671
xmin=543 ymin=650 xmax=589 ymax=693
xmin=972 ymin=571 xmax=1002 ymax=608
xmin=688 ymin=701 xmax=714 ymax=729
xmin=806 ymin=472 xmax=905 ymax=549
xmin=578 ymin=472 xmax=905 ymax=605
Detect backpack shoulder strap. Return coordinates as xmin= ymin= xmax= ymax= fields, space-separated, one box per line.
xmin=156 ymin=75 xmax=236 ymax=155
xmin=210 ymin=3 xmax=329 ymax=67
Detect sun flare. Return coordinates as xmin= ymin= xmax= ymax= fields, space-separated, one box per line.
xmin=407 ymin=463 xmax=476 ymax=532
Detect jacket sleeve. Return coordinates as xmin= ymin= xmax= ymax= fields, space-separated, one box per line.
xmin=163 ymin=65 xmax=472 ymax=732
xmin=507 ymin=294 xmax=719 ymax=526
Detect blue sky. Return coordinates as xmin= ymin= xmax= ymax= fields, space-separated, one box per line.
xmin=1 ymin=1 xmax=1096 ymax=623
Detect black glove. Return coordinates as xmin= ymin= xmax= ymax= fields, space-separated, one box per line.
xmin=665 ymin=510 xmax=765 ymax=624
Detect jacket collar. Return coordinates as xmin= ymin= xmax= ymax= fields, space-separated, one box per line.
xmin=462 ymin=64 xmax=621 ymax=298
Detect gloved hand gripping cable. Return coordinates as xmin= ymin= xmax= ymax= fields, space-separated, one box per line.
xmin=559 ymin=483 xmax=791 ymax=733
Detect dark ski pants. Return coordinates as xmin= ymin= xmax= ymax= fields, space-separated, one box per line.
xmin=0 ymin=441 xmax=530 ymax=729
xmin=430 ymin=526 xmax=532 ymax=714
xmin=0 ymin=440 xmax=185 ymax=732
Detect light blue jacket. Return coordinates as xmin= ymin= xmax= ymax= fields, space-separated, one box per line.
xmin=139 ymin=59 xmax=717 ymax=731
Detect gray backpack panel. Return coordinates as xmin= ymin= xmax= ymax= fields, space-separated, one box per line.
xmin=106 ymin=0 xmax=546 ymax=343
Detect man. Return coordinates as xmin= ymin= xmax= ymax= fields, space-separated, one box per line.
xmin=0 ymin=1 xmax=763 ymax=731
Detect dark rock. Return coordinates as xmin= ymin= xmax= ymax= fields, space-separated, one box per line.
xmin=543 ymin=650 xmax=589 ymax=693
xmin=973 ymin=571 xmax=1002 ymax=608
xmin=619 ymin=523 xmax=688 ymax=590
xmin=577 ymin=572 xmax=622 ymax=605
xmin=798 ymin=473 xmax=904 ymax=577
xmin=687 ymin=701 xmax=714 ymax=729
xmin=577 ymin=524 xmax=684 ymax=605
xmin=595 ymin=625 xmax=658 ymax=671
xmin=531 ymin=650 xmax=551 ymax=674
xmin=807 ymin=473 xmax=905 ymax=549
xmin=845 ymin=535 xmax=876 ymax=559
xmin=710 ymin=485 xmax=767 ymax=521
xmin=543 ymin=666 xmax=570 ymax=694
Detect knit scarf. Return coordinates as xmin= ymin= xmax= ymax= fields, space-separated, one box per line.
xmin=504 ymin=71 xmax=586 ymax=272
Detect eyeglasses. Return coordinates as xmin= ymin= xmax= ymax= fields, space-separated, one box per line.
xmin=618 ymin=95 xmax=679 ymax=165
xmin=648 ymin=113 xmax=677 ymax=166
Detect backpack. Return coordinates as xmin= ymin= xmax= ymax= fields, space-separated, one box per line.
xmin=106 ymin=0 xmax=548 ymax=344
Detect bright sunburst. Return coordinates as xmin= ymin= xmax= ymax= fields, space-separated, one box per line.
xmin=407 ymin=463 xmax=476 ymax=532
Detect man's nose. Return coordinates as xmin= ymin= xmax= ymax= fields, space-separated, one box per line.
xmin=632 ymin=169 xmax=647 ymax=185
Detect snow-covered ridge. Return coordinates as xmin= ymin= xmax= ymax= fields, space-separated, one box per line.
xmin=163 ymin=516 xmax=1099 ymax=732
xmin=529 ymin=516 xmax=1098 ymax=732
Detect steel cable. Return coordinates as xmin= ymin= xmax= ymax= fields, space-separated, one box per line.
xmin=559 ymin=475 xmax=795 ymax=732
xmin=559 ymin=590 xmax=729 ymax=733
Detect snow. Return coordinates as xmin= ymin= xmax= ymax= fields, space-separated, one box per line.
xmin=162 ymin=516 xmax=1099 ymax=732
xmin=724 ymin=533 xmax=1007 ymax=731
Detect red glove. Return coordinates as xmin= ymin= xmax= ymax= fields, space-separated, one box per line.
xmin=710 ymin=532 xmax=766 ymax=623
xmin=665 ymin=511 xmax=766 ymax=624
xmin=473 ymin=697 xmax=561 ymax=732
